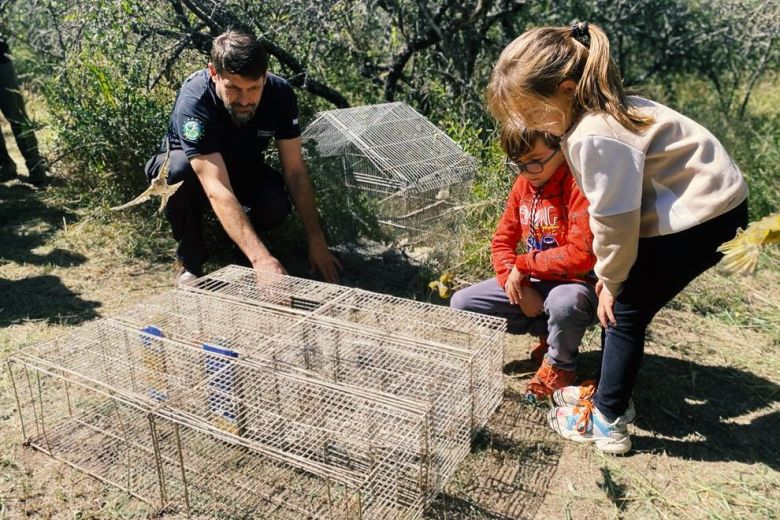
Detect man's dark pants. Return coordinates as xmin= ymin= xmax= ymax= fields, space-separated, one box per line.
xmin=144 ymin=149 xmax=292 ymax=276
xmin=0 ymin=60 xmax=45 ymax=179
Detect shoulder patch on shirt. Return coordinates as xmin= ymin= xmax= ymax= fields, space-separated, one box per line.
xmin=181 ymin=118 xmax=205 ymax=142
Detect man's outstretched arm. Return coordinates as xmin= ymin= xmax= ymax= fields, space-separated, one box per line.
xmin=190 ymin=152 xmax=286 ymax=275
xmin=277 ymin=137 xmax=341 ymax=283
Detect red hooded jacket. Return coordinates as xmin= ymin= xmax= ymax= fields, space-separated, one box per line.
xmin=492 ymin=162 xmax=596 ymax=288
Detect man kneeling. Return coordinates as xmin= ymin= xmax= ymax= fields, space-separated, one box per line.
xmin=145 ymin=28 xmax=340 ymax=285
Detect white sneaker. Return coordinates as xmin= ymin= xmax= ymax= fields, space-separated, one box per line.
xmin=176 ymin=270 xmax=198 ymax=287
xmin=548 ymin=402 xmax=633 ymax=455
xmin=552 ymin=384 xmax=637 ymax=424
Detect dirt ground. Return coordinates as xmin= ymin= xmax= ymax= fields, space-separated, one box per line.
xmin=1 ymin=120 xmax=778 ymax=519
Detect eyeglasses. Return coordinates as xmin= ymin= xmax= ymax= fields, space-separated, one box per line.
xmin=505 ymin=148 xmax=559 ymax=175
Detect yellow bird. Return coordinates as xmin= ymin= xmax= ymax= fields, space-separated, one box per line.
xmin=717 ymin=212 xmax=780 ymax=275
xmin=429 ymin=272 xmax=455 ymax=299
xmin=111 ymin=143 xmax=182 ymax=213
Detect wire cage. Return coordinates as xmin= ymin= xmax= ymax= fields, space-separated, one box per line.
xmin=8 ymin=266 xmax=506 ymax=519
xmin=112 ymin=288 xmax=475 ymax=492
xmin=181 ymin=265 xmax=506 ymax=431
xmin=9 ymin=340 xmax=408 ymax=519
xmin=302 ymin=102 xmax=478 ymax=243
xmin=8 ymin=318 xmax=430 ymax=518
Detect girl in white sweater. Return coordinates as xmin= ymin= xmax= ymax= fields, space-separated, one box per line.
xmin=487 ymin=22 xmax=748 ymax=454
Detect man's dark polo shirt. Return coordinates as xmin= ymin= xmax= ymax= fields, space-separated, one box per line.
xmin=165 ymin=69 xmax=300 ymax=180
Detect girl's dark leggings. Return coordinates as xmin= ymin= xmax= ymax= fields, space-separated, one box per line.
xmin=594 ymin=199 xmax=748 ymax=421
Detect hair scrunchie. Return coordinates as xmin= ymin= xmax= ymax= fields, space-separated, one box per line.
xmin=571 ymin=21 xmax=590 ymax=47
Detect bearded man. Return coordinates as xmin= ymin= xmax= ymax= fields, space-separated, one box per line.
xmin=145 ymin=28 xmax=340 ymax=285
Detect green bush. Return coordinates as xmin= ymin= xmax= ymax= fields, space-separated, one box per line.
xmin=37 ymin=30 xmax=184 ymax=259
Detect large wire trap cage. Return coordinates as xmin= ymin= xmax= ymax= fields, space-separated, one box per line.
xmin=7 ymin=265 xmax=505 ymax=519
xmin=302 ymin=102 xmax=478 ymax=244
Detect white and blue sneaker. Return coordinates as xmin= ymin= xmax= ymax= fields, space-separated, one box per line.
xmin=548 ymin=400 xmax=633 ymax=455
xmin=551 ymin=383 xmax=637 ymax=424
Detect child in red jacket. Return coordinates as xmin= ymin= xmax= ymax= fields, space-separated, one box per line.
xmin=451 ymin=126 xmax=597 ymax=400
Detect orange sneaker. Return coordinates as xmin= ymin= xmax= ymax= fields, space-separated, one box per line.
xmin=529 ymin=336 xmax=549 ymax=366
xmin=526 ymin=359 xmax=576 ymax=402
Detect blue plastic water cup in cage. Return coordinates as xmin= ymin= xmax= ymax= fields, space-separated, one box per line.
xmin=140 ymin=325 xmax=168 ymax=401
xmin=203 ymin=339 xmax=243 ymax=435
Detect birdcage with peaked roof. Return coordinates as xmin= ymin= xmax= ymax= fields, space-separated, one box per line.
xmin=302 ymin=102 xmax=477 ymax=244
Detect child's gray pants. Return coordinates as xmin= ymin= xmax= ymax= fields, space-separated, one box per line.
xmin=450 ymin=278 xmax=597 ymax=369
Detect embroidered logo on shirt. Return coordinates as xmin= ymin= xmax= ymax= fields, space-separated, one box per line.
xmin=181 ymin=118 xmax=205 ymax=142
xmin=292 ymin=118 xmax=299 ymax=125
xmin=257 ymin=129 xmax=274 ymax=138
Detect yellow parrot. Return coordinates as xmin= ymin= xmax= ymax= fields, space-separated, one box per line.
xmin=717 ymin=212 xmax=780 ymax=275
xmin=429 ymin=272 xmax=455 ymax=299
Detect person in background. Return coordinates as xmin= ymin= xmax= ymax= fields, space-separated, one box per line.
xmin=0 ymin=34 xmax=47 ymax=185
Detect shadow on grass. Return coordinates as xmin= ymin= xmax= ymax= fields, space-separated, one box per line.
xmin=0 ymin=275 xmax=100 ymax=327
xmin=568 ymin=350 xmax=780 ymax=469
xmin=426 ymin=388 xmax=563 ymax=519
xmin=0 ymin=181 xmax=85 ymax=267
xmin=0 ymin=181 xmax=99 ymax=326
xmin=631 ymin=353 xmax=780 ymax=470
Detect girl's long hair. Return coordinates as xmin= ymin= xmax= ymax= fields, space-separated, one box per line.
xmin=487 ymin=24 xmax=654 ymax=134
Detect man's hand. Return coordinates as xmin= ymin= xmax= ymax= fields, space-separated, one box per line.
xmin=253 ymin=255 xmax=287 ymax=276
xmin=308 ymin=240 xmax=342 ymax=283
xmin=596 ymin=280 xmax=617 ymax=328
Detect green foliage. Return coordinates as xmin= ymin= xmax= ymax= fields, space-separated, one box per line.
xmin=5 ymin=0 xmax=778 ymax=275
xmin=436 ymin=118 xmax=510 ymax=278
xmin=28 ymin=4 xmax=178 ymax=260
xmin=44 ymin=51 xmax=170 ymax=207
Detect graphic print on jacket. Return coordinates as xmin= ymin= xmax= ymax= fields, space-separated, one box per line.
xmin=491 ymin=163 xmax=596 ymax=287
xmin=521 ymin=190 xmax=561 ymax=252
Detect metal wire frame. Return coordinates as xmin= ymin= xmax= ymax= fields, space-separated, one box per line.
xmin=112 ymin=289 xmax=308 ymax=359
xmin=311 ymin=290 xmax=505 ymax=431
xmin=8 ymin=266 xmax=505 ymax=519
xmin=159 ymin=356 xmax=432 ymax=509
xmin=182 ymin=265 xmax=506 ymax=430
xmin=181 ymin=265 xmax=353 ymax=312
xmin=6 ymin=357 xmax=382 ymax=519
xmin=111 ymin=288 xmax=475 ymax=495
xmin=8 ymin=318 xmax=440 ymax=519
xmin=302 ymin=102 xmax=477 ymax=195
xmin=302 ymin=103 xmax=476 ymax=240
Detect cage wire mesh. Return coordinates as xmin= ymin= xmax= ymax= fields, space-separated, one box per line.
xmin=182 ymin=265 xmax=506 ymax=430
xmin=302 ymin=102 xmax=477 ymax=244
xmin=8 ymin=265 xmax=505 ymax=519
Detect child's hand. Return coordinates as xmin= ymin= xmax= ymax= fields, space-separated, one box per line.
xmin=504 ymin=267 xmax=525 ymax=305
xmin=596 ymin=280 xmax=617 ymax=328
